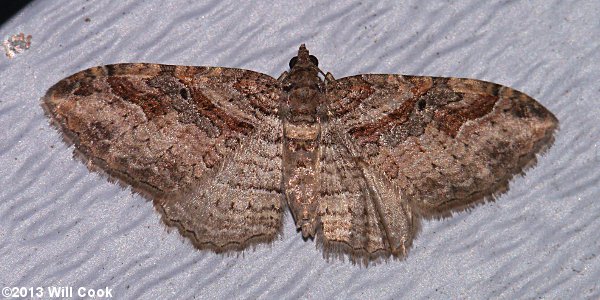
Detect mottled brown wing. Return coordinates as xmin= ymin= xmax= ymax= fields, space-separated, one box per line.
xmin=317 ymin=120 xmax=419 ymax=264
xmin=322 ymin=74 xmax=557 ymax=257
xmin=42 ymin=63 xmax=284 ymax=251
xmin=328 ymin=74 xmax=558 ymax=216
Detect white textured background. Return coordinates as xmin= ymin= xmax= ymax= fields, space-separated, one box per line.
xmin=1 ymin=1 xmax=599 ymax=299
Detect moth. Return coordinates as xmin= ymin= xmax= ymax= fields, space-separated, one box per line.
xmin=43 ymin=45 xmax=558 ymax=264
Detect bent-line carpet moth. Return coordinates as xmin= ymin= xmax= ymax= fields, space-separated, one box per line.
xmin=42 ymin=45 xmax=558 ymax=264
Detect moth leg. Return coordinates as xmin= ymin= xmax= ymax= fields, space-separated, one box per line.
xmin=323 ymin=72 xmax=338 ymax=96
xmin=325 ymin=72 xmax=336 ymax=83
xmin=277 ymin=71 xmax=289 ymax=82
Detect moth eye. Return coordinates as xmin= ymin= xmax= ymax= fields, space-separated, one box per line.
xmin=289 ymin=56 xmax=298 ymax=69
xmin=417 ymin=99 xmax=427 ymax=111
xmin=179 ymin=88 xmax=190 ymax=100
xmin=309 ymin=55 xmax=318 ymax=67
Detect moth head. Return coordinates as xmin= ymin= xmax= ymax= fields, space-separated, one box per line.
xmin=289 ymin=44 xmax=319 ymax=69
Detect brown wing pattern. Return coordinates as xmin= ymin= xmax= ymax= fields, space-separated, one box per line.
xmin=317 ymin=120 xmax=419 ymax=264
xmin=329 ymin=74 xmax=558 ymax=216
xmin=322 ymin=74 xmax=557 ymax=259
xmin=159 ymin=121 xmax=283 ymax=251
xmin=42 ymin=63 xmax=284 ymax=250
